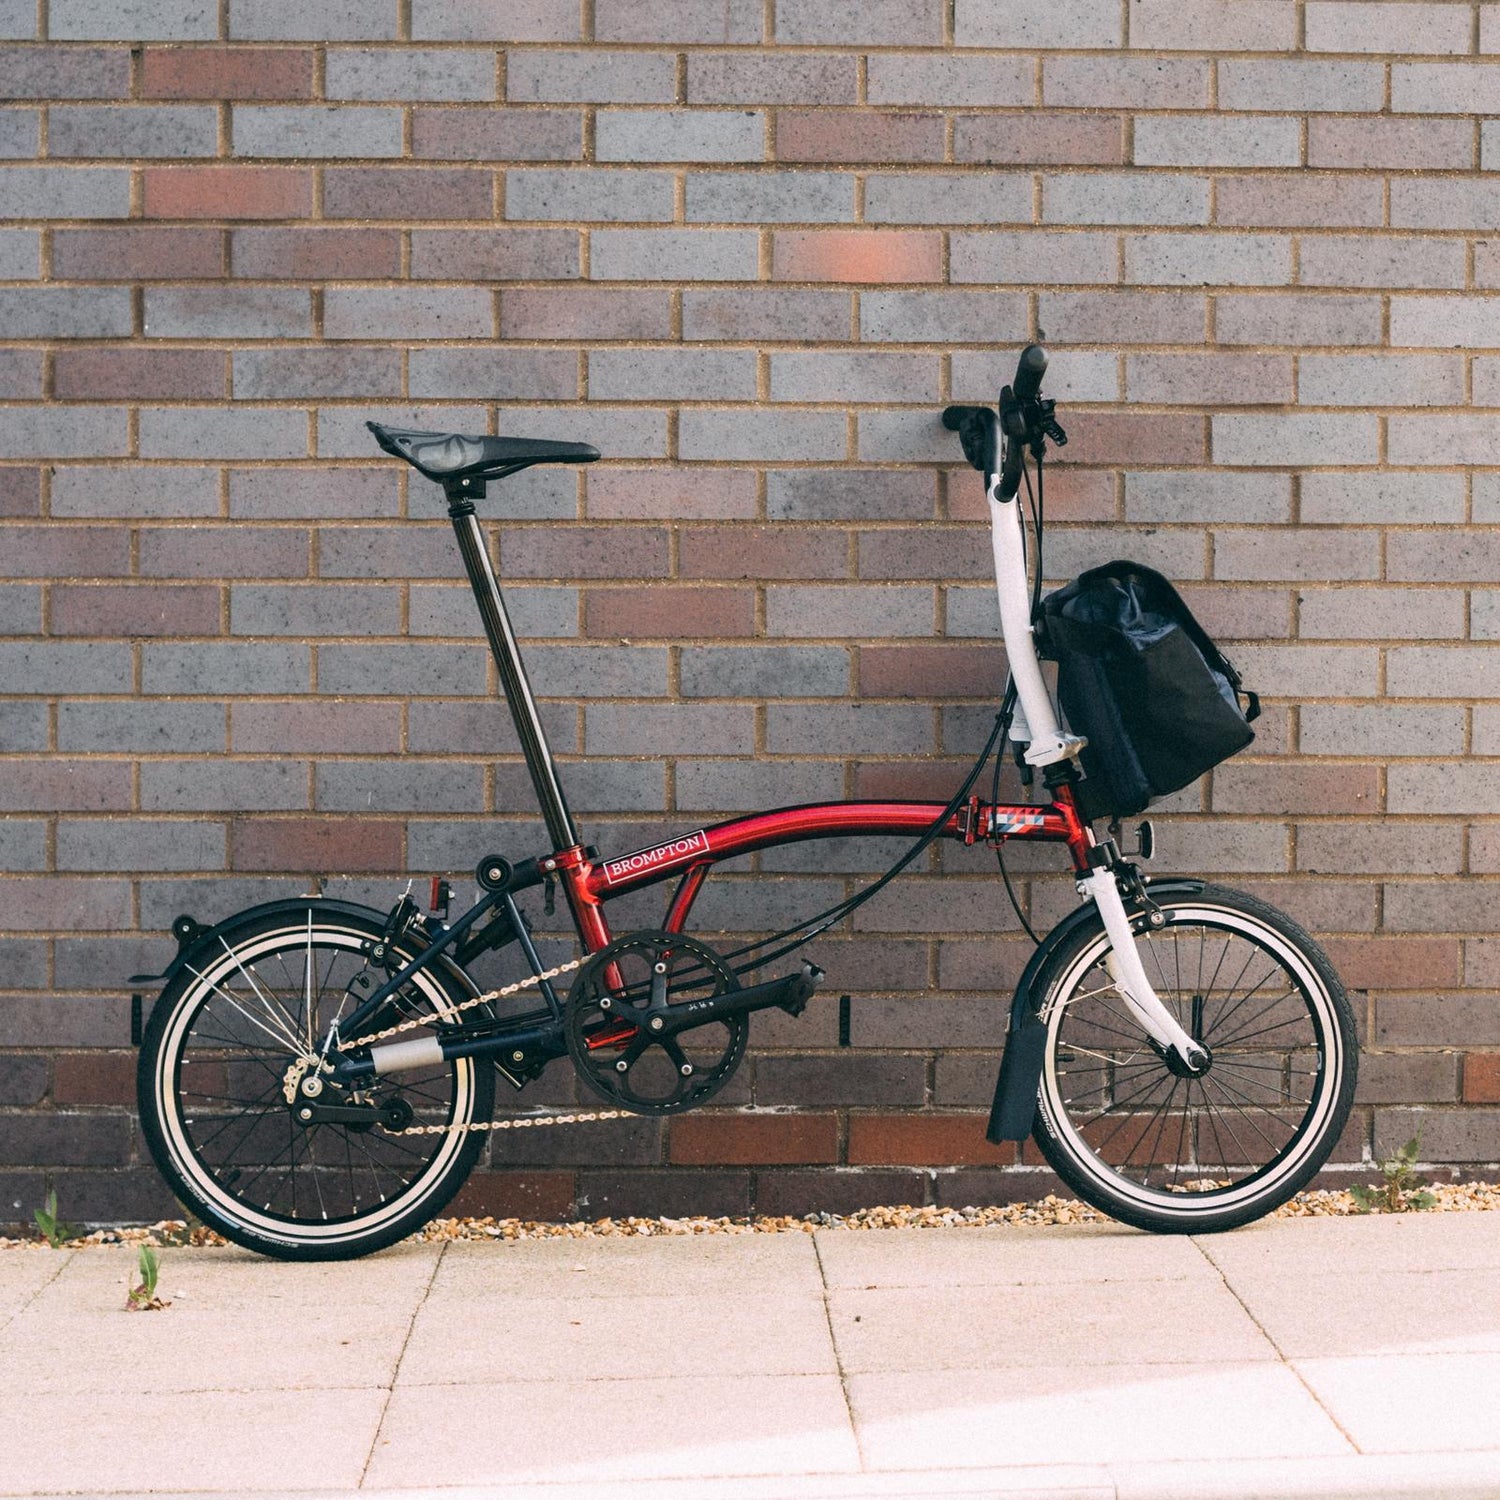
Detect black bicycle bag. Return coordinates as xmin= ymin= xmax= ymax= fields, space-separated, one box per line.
xmin=1038 ymin=560 xmax=1259 ymax=824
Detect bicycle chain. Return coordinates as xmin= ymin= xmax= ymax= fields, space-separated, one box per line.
xmin=328 ymin=952 xmax=629 ymax=1134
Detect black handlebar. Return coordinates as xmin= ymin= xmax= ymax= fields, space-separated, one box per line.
xmin=1013 ymin=343 xmax=1047 ymax=403
xmin=943 ymin=344 xmax=1052 ymax=499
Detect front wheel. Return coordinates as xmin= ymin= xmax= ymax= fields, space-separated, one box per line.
xmin=1030 ymin=884 xmax=1357 ymax=1234
xmin=138 ymin=902 xmax=495 ymax=1260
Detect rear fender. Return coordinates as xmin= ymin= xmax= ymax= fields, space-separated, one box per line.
xmin=986 ymin=878 xmax=1206 ymax=1143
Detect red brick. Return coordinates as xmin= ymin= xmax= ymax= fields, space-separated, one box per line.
xmin=52 ymin=584 xmax=221 ymax=637
xmin=669 ymin=1111 xmax=839 ymax=1165
xmin=447 ymin=1171 xmax=576 ymax=1221
xmin=757 ymin=1169 xmax=926 ymax=1216
xmin=956 ymin=113 xmax=1125 ymax=166
xmin=141 ymin=46 xmax=316 ymax=100
xmin=858 ymin=527 xmax=989 ymax=581
xmin=584 ymin=586 xmax=757 ymax=639
xmin=503 ymin=288 xmax=672 ymax=342
xmin=1214 ymin=764 xmax=1379 ymax=816
xmin=773 ymin=230 xmax=942 ymax=284
xmin=323 ymin=168 xmax=494 ymax=220
xmin=1463 ymin=1054 xmax=1500 ymax=1105
xmin=231 ymin=819 xmax=404 ymax=873
xmin=53 ymin=1052 xmax=135 ymax=1107
xmin=847 ymin=1113 xmax=1015 ymax=1167
xmin=231 ymin=702 xmax=401 ymax=754
xmin=680 ymin=526 xmax=848 ymax=580
xmin=54 ymin=349 xmax=225 ymax=402
xmin=587 ymin=467 xmax=757 ymax=521
xmin=1322 ymin=937 xmax=1460 ymax=991
xmin=1056 ymin=412 xmax=1207 ymax=467
xmin=948 ymin=465 xmax=1115 ymax=524
xmin=500 ymin=527 xmax=669 ymax=579
xmin=860 ymin=645 xmax=1006 ymax=698
xmin=854 ymin=761 xmax=976 ymax=800
xmin=143 ymin=167 xmax=314 ymax=221
xmin=0 ymin=469 xmax=43 ymax=518
xmin=52 ymin=228 xmax=224 ymax=281
xmin=776 ymin=110 xmax=945 ymax=163
xmin=231 ymin=228 xmax=402 ymax=279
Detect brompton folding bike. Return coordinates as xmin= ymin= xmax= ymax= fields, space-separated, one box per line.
xmin=133 ymin=346 xmax=1358 ymax=1260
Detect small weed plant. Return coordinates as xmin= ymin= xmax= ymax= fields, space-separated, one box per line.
xmin=125 ymin=1245 xmax=169 ymax=1312
xmin=32 ymin=1189 xmax=79 ymax=1248
xmin=1350 ymin=1134 xmax=1439 ymax=1214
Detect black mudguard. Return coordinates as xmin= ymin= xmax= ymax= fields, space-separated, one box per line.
xmin=986 ymin=878 xmax=1206 ymax=1143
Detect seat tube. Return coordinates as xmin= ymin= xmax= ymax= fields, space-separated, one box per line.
xmin=446 ymin=497 xmax=579 ymax=851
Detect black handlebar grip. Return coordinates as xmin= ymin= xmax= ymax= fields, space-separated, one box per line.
xmin=942 ymin=404 xmax=982 ymax=431
xmin=1013 ymin=344 xmax=1047 ymax=403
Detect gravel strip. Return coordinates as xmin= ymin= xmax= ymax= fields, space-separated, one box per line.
xmin=4 ymin=1181 xmax=1498 ymax=1251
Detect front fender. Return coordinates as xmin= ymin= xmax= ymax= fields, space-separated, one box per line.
xmin=986 ymin=877 xmax=1206 ymax=1143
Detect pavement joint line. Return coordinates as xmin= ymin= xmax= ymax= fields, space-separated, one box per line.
xmin=811 ymin=1228 xmax=868 ymax=1474
xmin=0 ymin=1247 xmax=73 ymax=1342
xmin=358 ymin=1241 xmax=447 ymax=1488
xmin=1189 ymin=1231 xmax=1361 ymax=1458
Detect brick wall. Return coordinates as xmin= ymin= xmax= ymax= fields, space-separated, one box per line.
xmin=3 ymin=0 xmax=1499 ymax=1226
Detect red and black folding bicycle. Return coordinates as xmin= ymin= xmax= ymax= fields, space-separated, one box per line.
xmin=134 ymin=346 xmax=1358 ymax=1260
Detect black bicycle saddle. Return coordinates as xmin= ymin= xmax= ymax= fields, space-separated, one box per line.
xmin=367 ymin=421 xmax=600 ymax=483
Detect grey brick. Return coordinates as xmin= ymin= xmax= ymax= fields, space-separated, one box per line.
xmin=50 ymin=0 xmax=216 ymax=39
xmin=1302 ymin=704 xmax=1464 ymax=757
xmin=409 ymin=348 xmax=578 ymax=400
xmin=234 ymin=347 xmax=401 ymax=400
xmin=1300 ymin=586 xmax=1463 ymax=640
xmin=411 ymin=0 xmax=578 ymax=41
xmin=230 ymin=469 xmax=399 ymax=520
xmin=50 ymin=105 xmax=217 ymax=158
xmin=958 ymin=347 xmax=1119 ymax=403
xmin=0 ymin=348 xmax=40 ymax=396
xmin=235 ymin=106 xmax=402 ymax=158
xmin=324 ymin=287 xmax=494 ymax=340
xmin=1389 ymin=646 xmax=1500 ymax=699
xmin=525 ymin=645 xmax=668 ymax=697
xmin=1392 ymin=296 xmax=1500 ymax=349
xmin=952 ymin=230 xmax=1116 ymax=285
xmin=770 ymin=350 xmax=937 ymax=404
xmin=138 ymin=876 xmax=300 ymax=929
xmin=595 ymin=0 xmax=761 ymax=43
xmin=1389 ymin=531 xmax=1500 ymax=584
xmin=1302 ymin=472 xmax=1465 ymax=525
xmin=1125 ymin=351 xmax=1289 ymax=405
xmin=766 ymin=585 xmax=932 ymax=639
xmin=1229 ymin=643 xmax=1380 ymax=698
xmin=868 ymin=54 xmax=1032 ymax=106
xmin=1133 ymin=0 xmax=1296 ymax=50
xmin=1043 ymin=172 xmax=1209 ymax=226
xmin=1306 ymin=1 xmax=1469 ymax=54
xmin=0 ymin=581 xmax=39 ymax=632
xmin=679 ymin=646 xmax=849 ymax=698
xmin=866 ymin=174 xmax=1031 ymax=227
xmin=686 ymin=171 xmax=855 ymax=224
xmin=141 ymin=760 xmax=310 ymax=812
xmin=1216 ymin=294 xmax=1382 ymax=348
xmin=767 ymin=470 xmax=934 ymax=522
xmin=688 ymin=53 xmax=856 ymax=105
xmin=856 ymin=409 xmax=966 ymax=464
xmin=229 ymin=0 xmax=397 ymax=40
xmin=0 ymin=408 xmax=128 ymax=458
xmin=767 ymin=702 xmax=933 ymax=754
xmin=1300 ymin=354 xmax=1464 ymax=408
xmin=682 ymin=288 xmax=850 ymax=341
xmin=559 ymin=760 xmax=665 ymax=813
xmin=0 ymin=822 xmax=46 ymax=873
xmin=1389 ymin=416 xmax=1500 ymax=466
xmin=957 ymin=0 xmax=1119 ymax=46
xmin=1392 ymin=767 xmax=1500 ymax=819
xmin=407 ymin=698 xmax=573 ymax=753
xmin=0 ymin=46 xmax=129 ymax=99
xmin=512 ymin=50 xmax=675 ymax=104
xmin=0 ymin=107 xmax=38 ymax=157
xmin=0 ymin=0 xmax=32 ymax=35
xmin=596 ymin=110 xmax=764 ymax=164
xmin=507 ymin=168 xmax=675 ymax=223
xmin=1125 ymin=232 xmax=1290 ymax=287
xmin=584 ymin=703 xmax=751 ymax=756
xmin=51 ymin=466 xmax=216 ymax=520
xmin=1486 ymin=123 xmax=1500 ymax=172
xmin=778 ymin=0 xmax=941 ymax=44
xmin=1042 ymin=528 xmax=1207 ymax=581
xmin=0 ymin=642 xmax=130 ymax=694
xmin=1299 ymin=236 xmax=1467 ymax=291
xmin=0 ymin=288 xmax=130 ymax=338
xmin=327 ymin=47 xmax=496 ymax=101
xmin=144 ymin=287 xmax=310 ymax=339
xmin=231 ymin=583 xmax=399 ymax=637
xmin=317 ymin=642 xmax=489 ymax=695
xmin=1125 ymin=472 xmax=1290 ymax=523
xmin=316 ymin=761 xmax=483 ymax=813
xmin=139 ymin=408 xmax=307 ymax=461
xmin=1044 ymin=55 xmax=1209 ymax=108
xmin=409 ymin=584 xmax=576 ymax=639
xmin=589 ymin=348 xmax=757 ymax=402
xmin=1135 ymin=116 xmax=1300 ymax=169
xmin=1392 ymin=180 xmax=1500 ymax=231
xmin=591 ymin=230 xmax=760 ymax=283
xmin=0 ymin=703 xmax=46 ymax=750
xmin=679 ymin=410 xmax=847 ymax=462
xmin=1219 ymin=59 xmax=1385 ymax=113
xmin=1401 ymin=60 xmax=1500 ymax=112
xmin=58 ymin=700 xmax=225 ymax=753
xmin=143 ymin=642 xmax=310 ymax=695
xmin=0 ymin=228 xmax=38 ymax=278
xmin=1213 ymin=413 xmax=1379 ymax=467
xmin=860 ymin=290 xmax=1027 ymax=344
xmin=1040 ymin=289 xmax=1204 ymax=344
xmin=57 ymin=819 xmax=227 ymax=872
xmin=675 ymin=760 xmax=843 ymax=811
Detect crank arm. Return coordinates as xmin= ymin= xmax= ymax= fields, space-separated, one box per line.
xmin=289 ymin=1100 xmax=385 ymax=1126
xmin=646 ymin=965 xmax=822 ymax=1038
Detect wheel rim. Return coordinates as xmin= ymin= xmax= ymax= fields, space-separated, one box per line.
xmin=153 ymin=919 xmax=477 ymax=1245
xmin=1037 ymin=902 xmax=1348 ymax=1218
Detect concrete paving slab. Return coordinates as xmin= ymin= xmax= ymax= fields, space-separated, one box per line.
xmin=433 ymin=1228 xmax=821 ymax=1299
xmin=1115 ymin=1451 xmax=1500 ymax=1499
xmin=1293 ymin=1350 xmax=1500 ymax=1454
xmin=365 ymin=1373 xmax=861 ymax=1487
xmin=398 ymin=1287 xmax=838 ymax=1384
xmin=1196 ymin=1210 xmax=1500 ymax=1279
xmin=828 ymin=1275 xmax=1277 ymax=1373
xmin=813 ymin=1222 xmax=1209 ymax=1290
xmin=1226 ymin=1267 xmax=1500 ymax=1358
xmin=0 ymin=1248 xmax=69 ymax=1323
xmin=847 ymin=1362 xmax=1352 ymax=1469
xmin=0 ymin=1385 xmax=386 ymax=1495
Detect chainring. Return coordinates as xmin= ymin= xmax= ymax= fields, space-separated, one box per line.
xmin=564 ymin=930 xmax=747 ymax=1116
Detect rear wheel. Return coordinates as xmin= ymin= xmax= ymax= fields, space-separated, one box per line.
xmin=1030 ymin=884 xmax=1357 ymax=1233
xmin=138 ymin=903 xmax=494 ymax=1260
